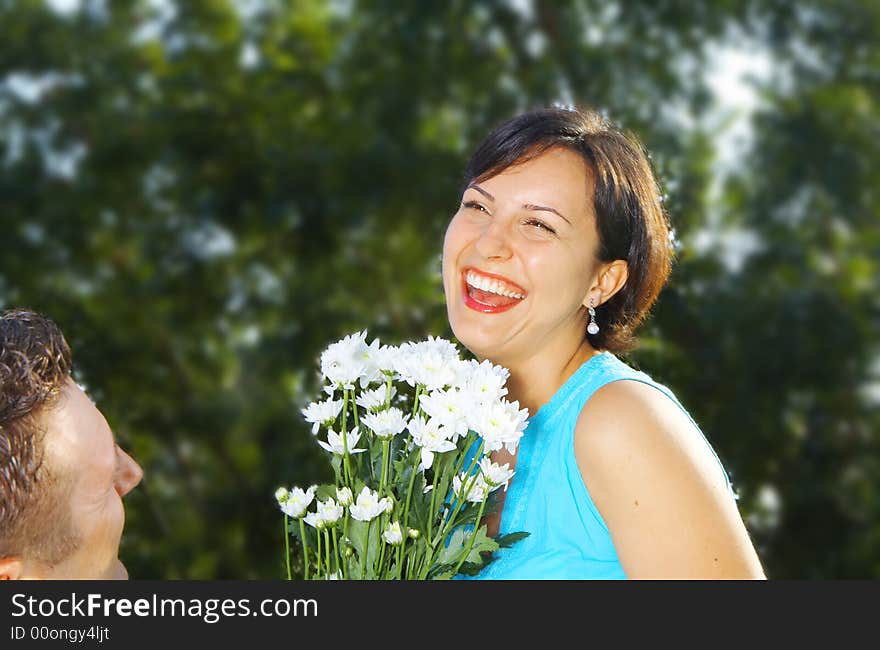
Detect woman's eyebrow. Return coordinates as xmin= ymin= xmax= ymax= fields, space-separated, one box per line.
xmin=467 ymin=184 xmax=571 ymax=225
xmin=523 ymin=203 xmax=571 ymax=225
xmin=467 ymin=184 xmax=494 ymax=201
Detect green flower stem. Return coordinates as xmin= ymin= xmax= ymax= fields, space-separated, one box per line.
xmin=283 ymin=514 xmax=291 ymax=580
xmin=299 ymin=518 xmax=310 ymax=580
xmin=359 ymin=520 xmax=370 ymax=579
xmin=341 ymin=387 xmax=348 ymax=432
xmin=427 ymin=467 xmax=441 ymax=539
xmin=352 ymin=392 xmax=367 ymax=479
xmin=379 ymin=439 xmax=390 ymax=495
xmin=341 ymin=389 xmax=352 ymax=485
xmin=332 ymin=528 xmax=342 ymax=578
xmin=352 ymin=391 xmax=360 ymax=429
xmin=324 ymin=529 xmax=332 ymax=578
xmin=407 ymin=545 xmax=434 ymax=580
xmin=342 ymin=512 xmax=350 ymax=577
xmin=420 ymin=465 xmax=484 ymax=579
xmin=412 ymin=384 xmax=422 ymax=417
xmin=433 ymin=440 xmax=484 ymax=548
xmin=384 ymin=375 xmax=393 ymax=407
xmin=401 ymin=459 xmax=419 ymax=532
xmin=375 ymin=515 xmax=388 ymax=578
xmin=377 ymin=533 xmax=387 ymax=579
xmin=395 ymin=542 xmax=404 ymax=580
xmin=315 ymin=526 xmax=323 ymax=577
xmin=449 ymin=431 xmax=478 ymax=485
xmin=453 ymin=496 xmax=488 ymax=575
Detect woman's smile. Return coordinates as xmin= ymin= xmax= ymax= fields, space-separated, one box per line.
xmin=461 ymin=267 xmax=527 ymax=314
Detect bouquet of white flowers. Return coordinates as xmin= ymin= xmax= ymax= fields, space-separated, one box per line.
xmin=275 ymin=331 xmax=530 ymax=579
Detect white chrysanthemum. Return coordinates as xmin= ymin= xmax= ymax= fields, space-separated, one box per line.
xmin=303 ymin=510 xmax=325 ymax=529
xmin=458 ymin=358 xmax=510 ymax=406
xmin=355 ymin=336 xmax=385 ymax=387
xmin=336 ymin=486 xmax=353 ymax=506
xmin=394 ymin=338 xmax=460 ymax=390
xmin=389 ymin=341 xmax=418 ymax=385
xmin=417 ymin=387 xmax=471 ymax=440
xmin=301 ymin=397 xmax=344 ymax=435
xmin=369 ymin=344 xmax=402 ymax=376
xmin=349 ymin=486 xmax=393 ymax=522
xmin=452 ymin=472 xmax=489 ymax=503
xmin=361 ymin=407 xmax=409 ymax=439
xmin=316 ymin=497 xmax=343 ymax=525
xmin=320 ymin=330 xmax=369 ymax=388
xmin=421 ymin=335 xmax=461 ymax=361
xmin=479 ymin=457 xmax=515 ymax=492
xmin=382 ymin=521 xmax=403 ymax=545
xmin=470 ymin=399 xmax=529 ymax=453
xmin=317 ymin=427 xmax=367 ymax=455
xmin=407 ymin=415 xmax=456 ymax=471
xmin=355 ymin=384 xmax=397 ymax=411
xmin=279 ymin=485 xmax=316 ymax=518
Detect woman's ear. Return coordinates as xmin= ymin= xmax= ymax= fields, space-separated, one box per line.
xmin=582 ymin=260 xmax=629 ymax=308
xmin=0 ymin=557 xmax=24 ymax=580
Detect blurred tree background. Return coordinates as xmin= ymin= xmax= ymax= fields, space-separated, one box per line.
xmin=1 ymin=0 xmax=877 ymax=578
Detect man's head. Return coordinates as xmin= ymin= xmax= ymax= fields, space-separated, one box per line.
xmin=0 ymin=308 xmax=142 ymax=579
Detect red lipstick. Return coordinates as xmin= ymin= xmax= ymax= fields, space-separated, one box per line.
xmin=461 ymin=268 xmax=525 ymax=314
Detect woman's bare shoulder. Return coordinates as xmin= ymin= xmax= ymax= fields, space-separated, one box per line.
xmin=572 ymin=379 xmax=765 ymax=579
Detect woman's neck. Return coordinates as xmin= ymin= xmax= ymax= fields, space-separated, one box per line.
xmin=495 ymin=337 xmax=601 ymax=417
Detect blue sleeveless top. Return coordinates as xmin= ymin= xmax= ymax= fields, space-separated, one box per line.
xmin=460 ymin=351 xmax=736 ymax=580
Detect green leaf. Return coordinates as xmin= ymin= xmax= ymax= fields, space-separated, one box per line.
xmin=346 ymin=519 xmax=369 ymax=559
xmin=496 ymin=531 xmax=530 ymax=548
xmin=461 ymin=525 xmax=498 ymax=565
xmin=436 ymin=527 xmax=468 ymax=565
xmin=315 ymin=483 xmax=337 ymax=501
xmin=430 ymin=567 xmax=457 ymax=580
xmin=365 ymin=521 xmax=381 ymax=579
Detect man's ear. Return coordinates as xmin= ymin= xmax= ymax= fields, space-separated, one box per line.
xmin=582 ymin=259 xmax=629 ymax=308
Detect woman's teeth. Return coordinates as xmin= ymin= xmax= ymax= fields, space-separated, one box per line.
xmin=465 ymin=271 xmax=525 ymax=300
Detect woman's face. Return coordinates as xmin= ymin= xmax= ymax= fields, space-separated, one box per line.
xmin=442 ymin=146 xmax=603 ymax=366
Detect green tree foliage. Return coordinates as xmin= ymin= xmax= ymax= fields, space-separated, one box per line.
xmin=0 ymin=0 xmax=876 ymax=578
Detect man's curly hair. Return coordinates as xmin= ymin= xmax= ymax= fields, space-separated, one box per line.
xmin=0 ymin=308 xmax=77 ymax=562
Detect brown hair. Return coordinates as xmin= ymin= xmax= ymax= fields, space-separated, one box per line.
xmin=462 ymin=106 xmax=673 ymax=352
xmin=0 ymin=308 xmax=78 ymax=562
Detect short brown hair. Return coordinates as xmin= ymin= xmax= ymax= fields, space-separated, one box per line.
xmin=0 ymin=308 xmax=78 ymax=562
xmin=462 ymin=106 xmax=673 ymax=353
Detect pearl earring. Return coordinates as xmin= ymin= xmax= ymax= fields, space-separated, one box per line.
xmin=587 ymin=299 xmax=600 ymax=335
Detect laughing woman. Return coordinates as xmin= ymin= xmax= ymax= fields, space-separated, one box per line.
xmin=442 ymin=107 xmax=765 ymax=579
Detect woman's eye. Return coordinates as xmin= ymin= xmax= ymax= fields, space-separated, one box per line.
xmin=525 ymin=219 xmax=555 ymax=234
xmin=462 ymin=200 xmax=488 ymax=213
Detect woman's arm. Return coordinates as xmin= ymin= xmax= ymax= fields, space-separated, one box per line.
xmin=573 ymin=380 xmax=766 ymax=579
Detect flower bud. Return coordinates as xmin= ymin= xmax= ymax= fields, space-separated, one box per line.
xmin=408 ymin=528 xmax=420 ymax=539
xmin=274 ymin=487 xmax=289 ymax=504
xmin=336 ymin=486 xmax=353 ymax=506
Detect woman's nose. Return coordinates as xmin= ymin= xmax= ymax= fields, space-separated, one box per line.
xmin=115 ymin=446 xmax=144 ymax=498
xmin=474 ymin=217 xmax=513 ymax=260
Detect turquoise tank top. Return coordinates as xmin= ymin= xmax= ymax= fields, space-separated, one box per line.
xmin=460 ymin=351 xmax=737 ymax=580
